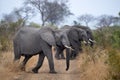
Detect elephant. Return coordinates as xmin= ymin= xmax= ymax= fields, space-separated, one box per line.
xmin=62 ymin=25 xmax=95 ymax=46
xmin=55 ymin=26 xmax=90 ymax=60
xmin=55 ymin=25 xmax=95 ymax=59
xmin=13 ymin=26 xmax=71 ymax=73
xmin=71 ymin=25 xmax=95 ymax=47
xmin=70 ymin=25 xmax=95 ymax=59
xmin=53 ymin=28 xmax=73 ymax=70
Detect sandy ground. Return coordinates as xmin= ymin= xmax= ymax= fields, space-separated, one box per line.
xmin=0 ymin=48 xmax=109 ymax=80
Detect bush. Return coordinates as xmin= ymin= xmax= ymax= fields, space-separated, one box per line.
xmin=93 ymin=26 xmax=120 ymax=80
xmin=108 ymin=49 xmax=120 ymax=80
xmin=110 ymin=28 xmax=120 ymax=49
xmin=0 ymin=36 xmax=10 ymax=51
xmin=93 ymin=28 xmax=110 ymax=48
xmin=93 ymin=26 xmax=120 ymax=49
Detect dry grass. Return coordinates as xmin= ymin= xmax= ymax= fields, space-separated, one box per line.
xmin=0 ymin=48 xmax=109 ymax=80
xmin=77 ymin=47 xmax=109 ymax=80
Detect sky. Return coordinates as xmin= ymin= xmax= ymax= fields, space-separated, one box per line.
xmin=0 ymin=0 xmax=120 ymax=27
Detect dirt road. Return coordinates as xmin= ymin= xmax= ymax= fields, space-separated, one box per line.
xmin=0 ymin=49 xmax=108 ymax=80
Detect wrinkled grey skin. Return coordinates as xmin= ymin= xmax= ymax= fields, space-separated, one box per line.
xmin=13 ymin=27 xmax=56 ymax=73
xmin=71 ymin=25 xmax=94 ymax=47
xmin=53 ymin=29 xmax=72 ymax=70
xmin=55 ymin=25 xmax=95 ymax=59
xmin=55 ymin=26 xmax=89 ymax=60
xmin=13 ymin=26 xmax=71 ymax=73
xmin=62 ymin=25 xmax=94 ymax=47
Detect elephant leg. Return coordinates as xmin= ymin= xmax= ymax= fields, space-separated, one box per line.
xmin=72 ymin=47 xmax=80 ymax=59
xmin=70 ymin=41 xmax=80 ymax=59
xmin=32 ymin=52 xmax=45 ymax=73
xmin=55 ymin=47 xmax=65 ymax=60
xmin=55 ymin=47 xmax=61 ymax=59
xmin=70 ymin=50 xmax=77 ymax=59
xmin=79 ymin=47 xmax=83 ymax=53
xmin=60 ymin=51 xmax=65 ymax=59
xmin=43 ymin=46 xmax=56 ymax=73
xmin=46 ymin=49 xmax=57 ymax=73
xmin=78 ymin=42 xmax=83 ymax=53
xmin=21 ymin=55 xmax=32 ymax=71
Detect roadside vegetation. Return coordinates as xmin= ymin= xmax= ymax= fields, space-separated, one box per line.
xmin=0 ymin=0 xmax=120 ymax=80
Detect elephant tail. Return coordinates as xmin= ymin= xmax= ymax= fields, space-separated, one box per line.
xmin=66 ymin=47 xmax=71 ymax=71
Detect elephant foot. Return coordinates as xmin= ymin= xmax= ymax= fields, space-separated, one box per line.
xmin=32 ymin=69 xmax=38 ymax=73
xmin=20 ymin=65 xmax=25 ymax=71
xmin=55 ymin=57 xmax=61 ymax=60
xmin=70 ymin=57 xmax=76 ymax=60
xmin=21 ymin=67 xmax=25 ymax=71
xmin=49 ymin=70 xmax=57 ymax=74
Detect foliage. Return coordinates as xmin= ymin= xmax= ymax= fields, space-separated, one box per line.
xmin=108 ymin=49 xmax=120 ymax=80
xmin=29 ymin=22 xmax=41 ymax=28
xmin=25 ymin=0 xmax=72 ymax=26
xmin=0 ymin=36 xmax=10 ymax=51
xmin=93 ymin=27 xmax=109 ymax=48
xmin=93 ymin=25 xmax=120 ymax=49
xmin=78 ymin=14 xmax=94 ymax=26
xmin=0 ymin=19 xmax=22 ymax=51
xmin=96 ymin=15 xmax=115 ymax=27
xmin=93 ymin=25 xmax=120 ymax=80
xmin=110 ymin=26 xmax=120 ymax=49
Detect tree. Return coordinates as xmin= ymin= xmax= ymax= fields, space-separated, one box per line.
xmin=119 ymin=12 xmax=120 ymax=17
xmin=78 ymin=14 xmax=94 ymax=26
xmin=73 ymin=20 xmax=81 ymax=26
xmin=24 ymin=0 xmax=72 ymax=26
xmin=96 ymin=15 xmax=116 ymax=27
xmin=29 ymin=22 xmax=41 ymax=28
xmin=13 ymin=6 xmax=35 ymax=27
xmin=0 ymin=6 xmax=35 ymax=34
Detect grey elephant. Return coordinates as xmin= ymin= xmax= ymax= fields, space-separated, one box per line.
xmin=55 ymin=25 xmax=95 ymax=59
xmin=55 ymin=26 xmax=90 ymax=60
xmin=13 ymin=26 xmax=71 ymax=73
xmin=70 ymin=25 xmax=95 ymax=59
xmin=61 ymin=25 xmax=95 ymax=46
xmin=71 ymin=25 xmax=95 ymax=47
xmin=53 ymin=29 xmax=73 ymax=70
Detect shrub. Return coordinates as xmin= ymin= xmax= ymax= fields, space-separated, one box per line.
xmin=93 ymin=28 xmax=110 ymax=48
xmin=108 ymin=49 xmax=120 ymax=80
xmin=0 ymin=36 xmax=10 ymax=51
xmin=93 ymin=26 xmax=120 ymax=49
xmin=110 ymin=28 xmax=120 ymax=49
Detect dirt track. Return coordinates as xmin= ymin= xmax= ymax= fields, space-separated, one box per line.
xmin=0 ymin=49 xmax=109 ymax=80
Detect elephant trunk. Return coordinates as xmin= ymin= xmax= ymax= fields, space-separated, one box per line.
xmin=66 ymin=48 xmax=71 ymax=71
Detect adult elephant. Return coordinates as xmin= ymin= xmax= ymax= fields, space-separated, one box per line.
xmin=72 ymin=25 xmax=95 ymax=47
xmin=62 ymin=25 xmax=95 ymax=47
xmin=53 ymin=29 xmax=73 ymax=70
xmin=55 ymin=26 xmax=90 ymax=60
xmin=69 ymin=25 xmax=95 ymax=59
xmin=13 ymin=26 xmax=71 ymax=73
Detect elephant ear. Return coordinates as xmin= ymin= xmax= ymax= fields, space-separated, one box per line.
xmin=39 ymin=27 xmax=56 ymax=46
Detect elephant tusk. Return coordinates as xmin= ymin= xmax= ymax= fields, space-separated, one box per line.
xmin=89 ymin=39 xmax=96 ymax=43
xmin=88 ymin=41 xmax=91 ymax=44
xmin=83 ymin=41 xmax=87 ymax=44
xmin=65 ymin=45 xmax=74 ymax=50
